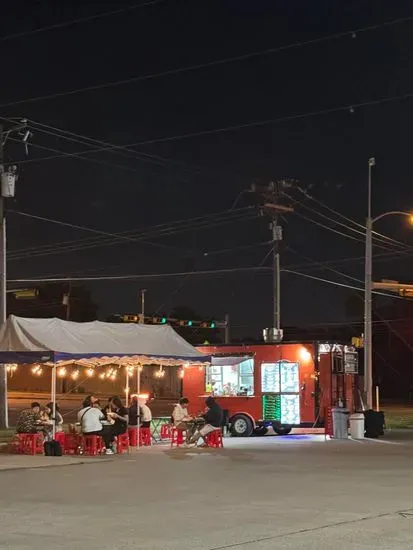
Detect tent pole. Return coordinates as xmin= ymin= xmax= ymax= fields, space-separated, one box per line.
xmin=125 ymin=367 xmax=129 ymax=407
xmin=137 ymin=365 xmax=141 ymax=450
xmin=51 ymin=363 xmax=57 ymax=439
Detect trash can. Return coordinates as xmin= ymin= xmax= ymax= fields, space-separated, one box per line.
xmin=349 ymin=413 xmax=365 ymax=439
xmin=331 ymin=408 xmax=349 ymax=439
xmin=364 ymin=410 xmax=385 ymax=438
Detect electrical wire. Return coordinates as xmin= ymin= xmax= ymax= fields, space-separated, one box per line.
xmin=281 ymin=268 xmax=407 ymax=300
xmin=1 ymin=15 xmax=412 ymax=107
xmin=295 ymin=187 xmax=413 ymax=249
xmin=0 ymin=0 xmax=165 ymax=42
xmin=285 ymin=246 xmax=363 ymax=285
xmin=8 ymin=265 xmax=273 ymax=283
xmin=284 ymin=192 xmax=410 ymax=252
xmin=7 ymin=208 xmax=257 ymax=260
xmin=8 ymin=207 xmax=255 ymax=257
xmin=27 ymin=119 xmax=203 ymax=174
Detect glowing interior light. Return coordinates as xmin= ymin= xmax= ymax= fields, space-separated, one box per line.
xmin=71 ymin=370 xmax=79 ymax=380
xmin=99 ymin=372 xmax=106 ymax=380
xmin=57 ymin=367 xmax=67 ymax=378
xmin=299 ymin=347 xmax=312 ymax=362
xmin=86 ymin=368 xmax=94 ymax=377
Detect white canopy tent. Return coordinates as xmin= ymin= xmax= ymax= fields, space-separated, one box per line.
xmin=0 ymin=316 xmax=210 ymax=439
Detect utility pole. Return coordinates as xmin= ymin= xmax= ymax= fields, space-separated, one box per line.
xmin=252 ymin=181 xmax=293 ymax=343
xmin=224 ymin=313 xmax=230 ymax=344
xmin=364 ymin=158 xmax=375 ymax=409
xmin=0 ymin=124 xmax=6 ymax=429
xmin=140 ymin=289 xmax=147 ymax=324
xmin=0 ymin=120 xmax=31 ymax=428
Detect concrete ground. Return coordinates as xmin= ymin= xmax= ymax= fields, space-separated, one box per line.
xmin=2 ymin=433 xmax=413 ymax=549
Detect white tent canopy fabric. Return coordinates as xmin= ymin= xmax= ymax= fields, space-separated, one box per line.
xmin=0 ymin=315 xmax=209 ymax=365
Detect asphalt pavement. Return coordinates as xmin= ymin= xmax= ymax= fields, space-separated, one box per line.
xmin=1 ymin=432 xmax=413 ymax=549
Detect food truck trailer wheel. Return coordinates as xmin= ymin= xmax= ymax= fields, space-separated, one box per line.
xmin=231 ymin=414 xmax=254 ymax=437
xmin=272 ymin=421 xmax=292 ymax=435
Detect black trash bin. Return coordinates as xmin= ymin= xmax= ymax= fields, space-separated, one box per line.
xmin=363 ymin=409 xmax=385 ymax=438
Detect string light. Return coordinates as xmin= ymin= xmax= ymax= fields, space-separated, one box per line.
xmin=99 ymin=372 xmax=106 ymax=380
xmin=86 ymin=368 xmax=95 ymax=377
xmin=71 ymin=370 xmax=79 ymax=380
xmin=57 ymin=367 xmax=67 ymax=378
xmin=179 ymin=368 xmax=185 ymax=379
xmin=154 ymin=366 xmax=165 ymax=378
xmin=31 ymin=365 xmax=40 ymax=375
xmin=36 ymin=368 xmax=43 ymax=377
xmin=6 ymin=364 xmax=17 ymax=373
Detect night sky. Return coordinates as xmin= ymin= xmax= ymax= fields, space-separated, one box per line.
xmin=1 ymin=1 xmax=413 ymax=339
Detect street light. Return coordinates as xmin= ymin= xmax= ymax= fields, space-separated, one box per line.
xmin=364 ymin=158 xmax=413 ymax=408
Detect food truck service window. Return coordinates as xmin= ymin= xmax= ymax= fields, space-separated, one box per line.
xmin=206 ymin=358 xmax=254 ymax=396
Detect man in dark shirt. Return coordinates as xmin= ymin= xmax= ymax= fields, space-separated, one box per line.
xmin=16 ymin=402 xmax=42 ymax=434
xmin=188 ymin=397 xmax=223 ymax=446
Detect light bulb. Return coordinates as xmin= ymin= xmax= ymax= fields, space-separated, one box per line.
xmin=58 ymin=367 xmax=66 ymax=378
xmin=86 ymin=368 xmax=94 ymax=377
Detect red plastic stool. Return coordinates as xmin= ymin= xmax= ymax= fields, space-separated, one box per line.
xmin=116 ymin=433 xmax=130 ymax=454
xmin=205 ymin=429 xmax=224 ymax=448
xmin=64 ymin=433 xmax=81 ymax=455
xmin=139 ymin=427 xmax=152 ymax=447
xmin=82 ymin=435 xmax=103 ymax=456
xmin=170 ymin=428 xmax=185 ymax=448
xmin=128 ymin=427 xmax=138 ymax=447
xmin=160 ymin=424 xmax=172 ymax=440
xmin=18 ymin=433 xmax=43 ymax=455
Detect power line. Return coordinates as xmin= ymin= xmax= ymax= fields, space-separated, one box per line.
xmin=26 ymin=120 xmax=203 ymax=174
xmin=0 ymin=0 xmax=164 ymax=42
xmin=8 ymin=91 xmax=413 ymax=169
xmin=8 ymin=266 xmax=272 ymax=283
xmin=285 ymin=192 xmax=410 ymax=252
xmin=1 ymin=15 xmax=412 ymax=107
xmin=8 ymin=207 xmax=254 ymax=255
xmin=282 ymin=268 xmax=407 ymax=300
xmin=7 ymin=207 xmax=258 ymax=260
xmin=296 ymin=187 xmax=413 ymax=249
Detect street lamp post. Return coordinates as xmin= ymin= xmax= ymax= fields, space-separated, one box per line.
xmin=364 ymin=157 xmax=413 ymax=408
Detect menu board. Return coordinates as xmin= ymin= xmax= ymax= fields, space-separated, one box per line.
xmin=280 ymin=361 xmax=299 ymax=392
xmin=261 ymin=363 xmax=280 ymax=393
xmin=280 ymin=395 xmax=300 ymax=424
xmin=262 ymin=394 xmax=281 ymax=421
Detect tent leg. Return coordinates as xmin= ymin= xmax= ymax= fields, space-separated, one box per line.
xmin=137 ymin=366 xmax=141 ymax=450
xmin=51 ymin=363 xmax=57 ymax=439
xmin=125 ymin=368 xmax=129 ymax=407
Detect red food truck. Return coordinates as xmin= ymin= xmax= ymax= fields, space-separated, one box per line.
xmin=183 ymin=341 xmax=360 ymax=436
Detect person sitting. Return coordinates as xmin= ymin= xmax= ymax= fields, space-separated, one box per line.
xmin=128 ymin=395 xmax=139 ymax=428
xmin=172 ymin=397 xmax=192 ymax=429
xmin=172 ymin=397 xmax=194 ymax=442
xmin=188 ymin=397 xmax=223 ymax=446
xmin=139 ymin=397 xmax=152 ymax=428
xmin=46 ymin=402 xmax=64 ymax=433
xmin=104 ymin=396 xmax=129 ymax=453
xmin=16 ymin=402 xmax=43 ymax=434
xmin=78 ymin=395 xmax=111 ymax=453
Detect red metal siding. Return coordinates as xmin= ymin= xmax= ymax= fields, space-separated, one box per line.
xmin=184 ymin=343 xmax=317 ymax=424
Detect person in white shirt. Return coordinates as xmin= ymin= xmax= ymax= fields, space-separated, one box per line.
xmin=172 ymin=397 xmax=195 ymax=443
xmin=78 ymin=395 xmax=114 ymax=455
xmin=139 ymin=398 xmax=152 ymax=428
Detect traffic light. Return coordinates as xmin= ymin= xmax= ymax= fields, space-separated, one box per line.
xmin=160 ymin=317 xmax=167 ymax=324
xmin=210 ymin=321 xmax=216 ymax=328
xmin=187 ymin=320 xmax=193 ymax=327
